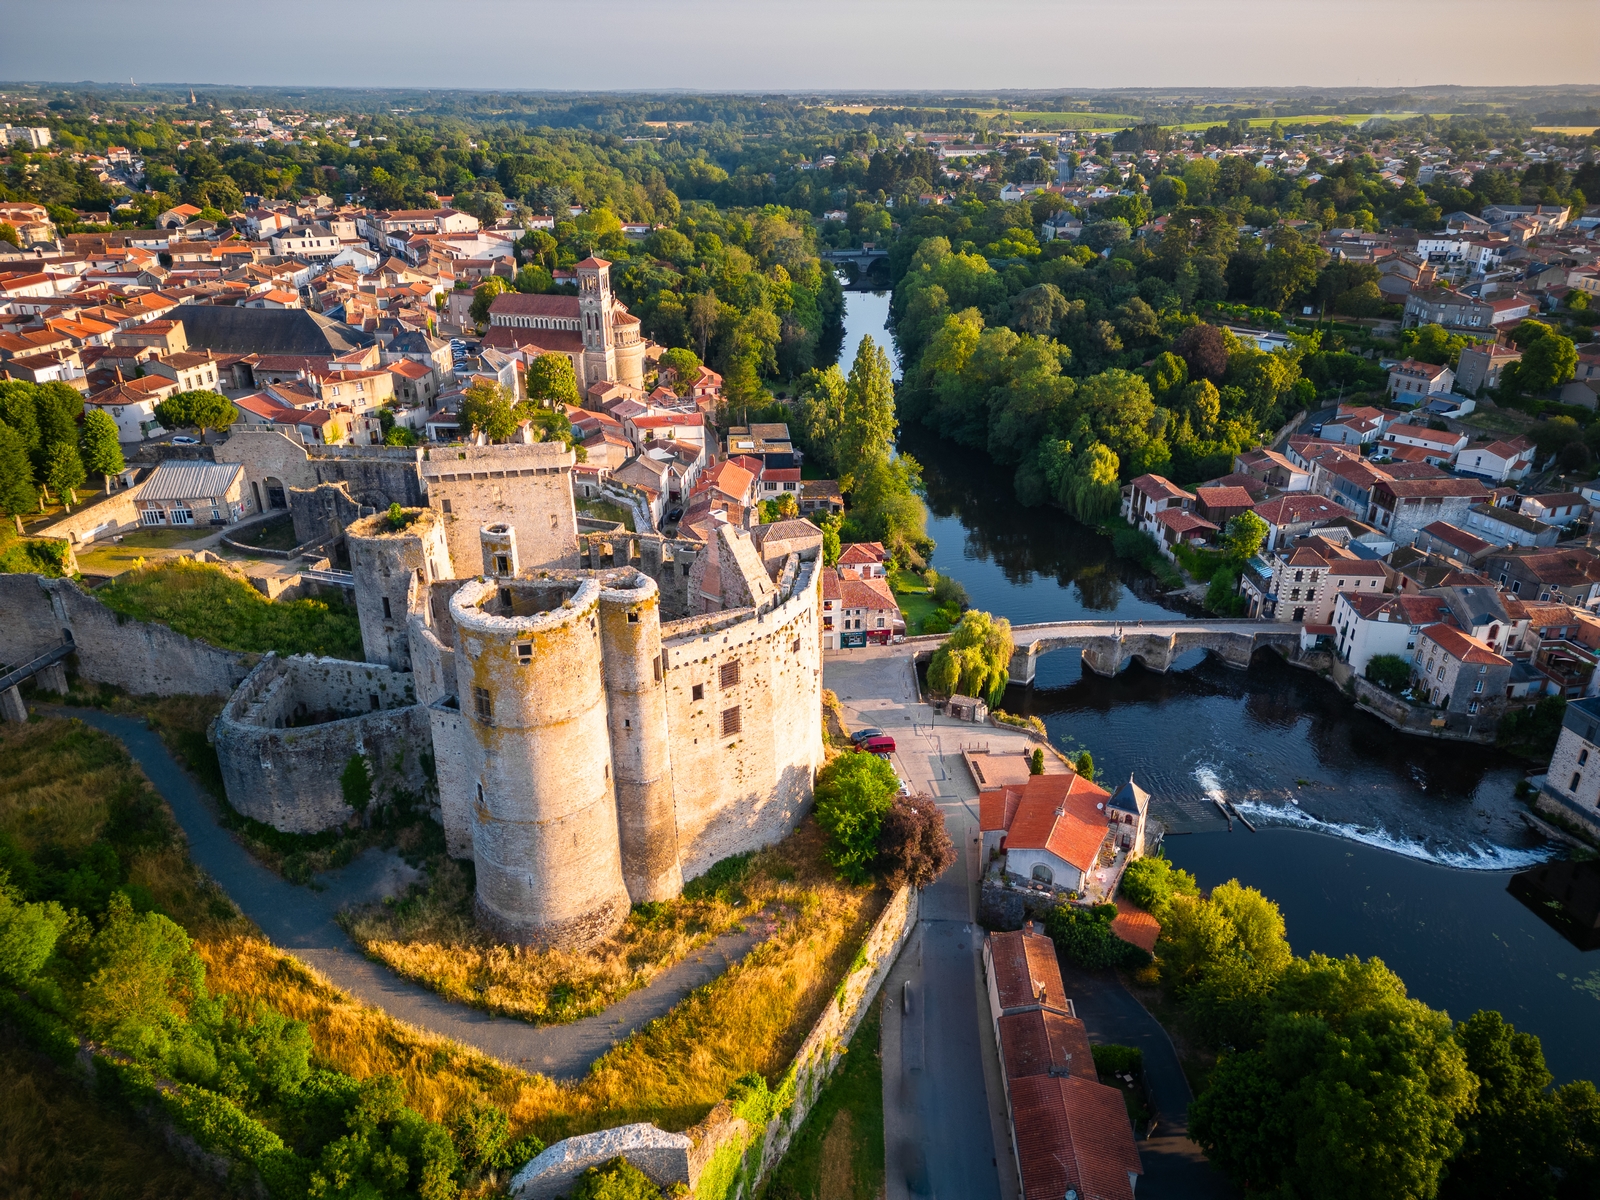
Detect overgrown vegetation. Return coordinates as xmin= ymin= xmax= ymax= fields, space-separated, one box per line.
xmin=925 ymin=609 xmax=1014 ymax=706
xmin=1044 ymin=902 xmax=1151 ymax=970
xmin=1116 ymin=869 xmax=1600 ymax=1200
xmin=1366 ymin=653 xmax=1413 ymax=693
xmin=761 ymin=996 xmax=884 ymax=1200
xmin=1498 ymin=695 xmax=1568 ymax=762
xmin=95 ymin=559 xmax=364 ymax=660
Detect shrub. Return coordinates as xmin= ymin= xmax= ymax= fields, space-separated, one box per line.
xmin=1119 ymin=854 xmax=1199 ymax=921
xmin=340 ymin=753 xmax=373 ymax=813
xmin=1044 ymin=903 xmax=1150 ymax=970
xmin=1075 ymin=751 xmax=1095 ymax=779
xmin=1365 ymin=653 xmax=1411 ymax=693
xmin=1029 ymin=749 xmax=1045 ymax=776
xmin=813 ymin=753 xmax=899 ymax=884
xmin=875 ymin=794 xmax=956 ymax=890
xmin=1090 ymin=1044 xmax=1143 ymax=1077
xmin=1498 ymin=696 xmax=1568 ymax=760
xmin=570 ymin=1155 xmax=664 ymax=1200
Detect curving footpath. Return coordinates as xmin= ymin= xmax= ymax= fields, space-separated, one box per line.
xmin=55 ymin=707 xmax=769 ymax=1081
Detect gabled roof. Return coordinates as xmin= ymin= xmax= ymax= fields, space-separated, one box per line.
xmin=1154 ymin=509 xmax=1217 ymax=535
xmin=1193 ymin=485 xmax=1256 ymax=509
xmin=1420 ymin=623 xmax=1509 ymax=666
xmin=140 ymin=461 xmax=243 ymax=501
xmin=998 ymin=1008 xmax=1096 ymax=1082
xmin=1252 ymin=494 xmax=1354 ymax=527
xmin=169 ymin=303 xmax=372 ymax=355
xmin=1127 ymin=473 xmax=1191 ymax=503
xmin=487 ymin=292 xmax=580 ymax=318
xmin=1009 ymin=1074 xmax=1143 ymax=1200
xmin=987 ymin=774 xmax=1113 ymax=873
xmin=1420 ymin=520 xmax=1493 ymax=557
xmin=838 ymin=541 xmax=887 ymax=566
xmin=986 ymin=924 xmax=1069 ymax=1014
xmin=1385 ymin=423 xmax=1465 ymax=447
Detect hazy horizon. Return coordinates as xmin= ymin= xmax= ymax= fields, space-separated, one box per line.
xmin=5 ymin=0 xmax=1598 ymax=94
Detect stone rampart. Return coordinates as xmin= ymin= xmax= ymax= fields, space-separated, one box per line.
xmin=1350 ymin=674 xmax=1498 ymax=743
xmin=217 ymin=428 xmax=426 ymax=519
xmin=212 ymin=654 xmax=427 ymax=833
xmin=509 ymin=884 xmax=919 ymax=1200
xmin=35 ymin=478 xmax=149 ymax=546
xmin=661 ymin=558 xmax=824 ymax=881
xmin=0 ymin=574 xmax=253 ymax=697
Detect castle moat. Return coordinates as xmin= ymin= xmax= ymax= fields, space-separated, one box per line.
xmin=834 ymin=286 xmax=1600 ymax=1084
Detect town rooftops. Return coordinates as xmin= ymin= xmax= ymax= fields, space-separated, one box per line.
xmin=1378 ymin=477 xmax=1488 ymax=499
xmin=838 ymin=541 xmax=888 ymax=567
xmin=836 ymin=572 xmax=898 ymax=613
xmin=1194 ymin=485 xmax=1256 ymax=509
xmin=140 ymin=461 xmax=244 ymax=501
xmin=998 ymin=1008 xmax=1096 ymax=1082
xmin=1391 ymin=359 xmax=1450 ymax=379
xmin=1153 ymin=509 xmax=1217 ymax=535
xmin=1253 ymin=494 xmax=1354 ymax=526
xmin=1420 ymin=521 xmax=1494 ymax=557
xmin=1127 ymin=473 xmax=1192 ymax=503
xmin=1008 ymin=1073 xmax=1143 ymax=1200
xmin=986 ymin=922 xmax=1070 ymax=1015
xmin=1385 ymin=423 xmax=1465 ymax=447
xmin=1421 ymin=623 xmax=1510 ymax=666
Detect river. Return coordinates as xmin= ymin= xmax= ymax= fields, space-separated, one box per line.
xmin=835 ymin=285 xmax=1600 ymax=1083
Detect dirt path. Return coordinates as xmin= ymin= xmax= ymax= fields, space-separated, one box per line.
xmin=55 ymin=706 xmax=771 ymax=1081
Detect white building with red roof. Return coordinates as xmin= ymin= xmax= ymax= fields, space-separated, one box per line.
xmin=1387 ymin=359 xmax=1455 ymax=401
xmin=1455 ymin=436 xmax=1535 ymax=484
xmin=979 ymin=772 xmax=1117 ymax=896
xmin=1379 ymin=422 xmax=1469 ymax=465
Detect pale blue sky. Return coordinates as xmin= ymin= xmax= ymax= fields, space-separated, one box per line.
xmin=4 ymin=0 xmax=1597 ymax=91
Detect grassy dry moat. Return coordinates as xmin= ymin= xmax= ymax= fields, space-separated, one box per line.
xmin=0 ymin=701 xmax=887 ymax=1169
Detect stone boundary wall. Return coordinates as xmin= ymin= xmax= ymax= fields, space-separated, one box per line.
xmin=1350 ymin=675 xmax=1497 ymax=744
xmin=212 ymin=654 xmax=429 ymax=833
xmin=35 ymin=477 xmax=150 ymax=545
xmin=0 ymin=574 xmax=254 ymax=697
xmin=508 ymin=884 xmax=920 ymax=1200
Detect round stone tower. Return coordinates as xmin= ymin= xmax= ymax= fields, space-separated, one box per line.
xmin=347 ymin=507 xmax=453 ymax=670
xmin=598 ymin=569 xmax=681 ymax=902
xmin=449 ymin=575 xmax=630 ymax=949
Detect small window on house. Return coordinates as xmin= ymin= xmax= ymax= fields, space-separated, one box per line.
xmin=1573 ymin=772 xmax=1584 ymax=793
xmin=793 ymin=637 xmax=802 ymax=654
xmin=476 ymin=782 xmax=484 ymax=805
xmin=721 ymin=705 xmax=742 ymax=736
xmin=517 ymin=643 xmax=532 ymax=664
xmin=382 ymin=596 xmax=391 ymax=619
xmin=1581 ymin=748 xmax=1590 ymax=767
xmin=1468 ymin=700 xmax=1479 ymax=714
xmin=682 ymin=562 xmax=691 ymax=577
xmin=1474 ymin=680 xmax=1484 ymax=693
xmin=473 ymin=686 xmax=492 ymax=723
xmin=692 ymin=683 xmax=704 ymax=701
xmin=720 ymin=660 xmax=740 ymax=689
xmin=1031 ymin=864 xmax=1053 ymax=885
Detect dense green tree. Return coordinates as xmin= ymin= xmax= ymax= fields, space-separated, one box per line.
xmin=468 ymin=276 xmax=513 ymax=326
xmin=1365 ymin=654 xmax=1412 ymax=693
xmin=154 ymin=390 xmax=237 ymax=440
xmin=1119 ymin=854 xmax=1199 ymax=922
xmin=79 ymin=408 xmax=125 ymax=490
xmin=1221 ymin=511 xmax=1268 ymax=561
xmin=657 ymin=346 xmax=702 ymax=395
xmin=813 ymin=751 xmax=900 ymax=884
xmin=838 ymin=334 xmax=897 ymax=487
xmin=44 ymin=441 xmax=86 ymax=507
xmin=1506 ymin=327 xmax=1578 ymax=396
xmin=1444 ymin=1011 xmax=1562 ymax=1199
xmin=524 ymin=352 xmax=580 ymax=407
xmin=456 ymin=380 xmax=518 ymax=443
xmin=0 ymin=424 xmax=38 ymax=526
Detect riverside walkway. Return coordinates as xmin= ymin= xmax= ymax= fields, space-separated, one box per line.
xmin=49 ymin=707 xmax=774 ymax=1080
xmin=835 ymin=618 xmax=1301 ymax=683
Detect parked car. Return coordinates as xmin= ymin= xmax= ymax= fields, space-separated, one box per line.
xmin=860 ymin=734 xmax=896 ymax=755
xmin=171 ymin=435 xmax=199 ymax=445
xmin=849 ymin=727 xmax=885 ymax=745
xmin=666 ymin=507 xmax=683 ymax=522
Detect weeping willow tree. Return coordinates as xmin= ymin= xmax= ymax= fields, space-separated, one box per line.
xmin=926 ymin=610 xmax=1014 ymax=708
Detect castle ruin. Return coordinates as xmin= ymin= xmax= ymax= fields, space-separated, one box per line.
xmin=211 ymin=436 xmax=826 ymax=950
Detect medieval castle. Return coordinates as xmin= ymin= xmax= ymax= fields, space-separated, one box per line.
xmin=3 ymin=427 xmax=825 ymax=952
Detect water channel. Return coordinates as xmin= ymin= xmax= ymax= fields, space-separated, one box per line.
xmin=834 ymin=286 xmax=1600 ymax=1084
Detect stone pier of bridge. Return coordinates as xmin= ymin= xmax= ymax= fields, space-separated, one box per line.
xmin=999 ymin=622 xmax=1301 ymax=686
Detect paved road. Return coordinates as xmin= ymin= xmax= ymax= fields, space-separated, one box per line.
xmin=52 ymin=706 xmax=771 ymax=1080
xmin=825 ymin=651 xmax=1235 ymax=1200
xmin=829 ymin=653 xmax=1011 ymax=1200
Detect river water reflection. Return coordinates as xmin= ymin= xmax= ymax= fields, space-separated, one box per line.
xmin=834 ymin=286 xmax=1600 ymax=1081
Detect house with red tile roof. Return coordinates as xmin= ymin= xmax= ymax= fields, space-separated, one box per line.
xmin=1119 ymin=473 xmax=1194 ymax=538
xmin=1455 ymin=436 xmax=1535 ymax=484
xmin=837 ymin=541 xmax=888 ymax=578
xmin=1412 ymin=624 xmax=1512 ymax=719
xmin=823 ymin=566 xmax=899 ymax=648
xmin=983 ymin=923 xmax=1143 ymax=1200
xmin=1379 ymin=422 xmax=1469 ymax=465
xmin=980 ymin=773 xmax=1115 ymax=894
xmin=1194 ymin=484 xmax=1256 ymax=527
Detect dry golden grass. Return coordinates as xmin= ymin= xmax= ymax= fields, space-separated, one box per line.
xmin=343 ymin=855 xmax=767 ymax=1023
xmin=4 ymin=713 xmax=885 ymax=1157
xmin=207 ymin=821 xmax=885 ymax=1143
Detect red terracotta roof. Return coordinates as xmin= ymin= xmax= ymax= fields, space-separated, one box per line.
xmin=1111 ymin=897 xmax=1160 ymax=955
xmin=1154 ymin=509 xmax=1218 ymax=535
xmin=995 ymin=774 xmax=1113 ymax=874
xmin=999 ymin=1008 xmax=1097 ymax=1081
xmin=838 ymin=541 xmax=888 ymax=565
xmin=1420 ymin=623 xmax=1509 ymax=666
xmin=1009 ymin=1074 xmax=1142 ymax=1200
xmin=1194 ymin=485 xmax=1256 ymax=509
xmin=1252 ymin=494 xmax=1355 ymax=527
xmin=987 ymin=925 xmax=1068 ymax=1014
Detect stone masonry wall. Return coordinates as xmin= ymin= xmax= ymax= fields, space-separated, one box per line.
xmin=661 ymin=560 xmax=824 ymax=882
xmin=0 ymin=574 xmax=254 ymax=697
xmin=422 ymin=441 xmax=579 ymax=572
xmin=212 ymin=655 xmax=428 ymax=833
xmin=508 ymin=884 xmax=919 ymax=1200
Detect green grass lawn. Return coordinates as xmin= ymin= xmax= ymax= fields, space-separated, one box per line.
xmin=890 ymin=569 xmax=943 ymax=635
xmin=94 ymin=558 xmax=364 ymax=659
xmin=762 ymin=998 xmax=884 ymax=1200
xmin=73 ymin=526 xmax=214 ymax=577
xmin=575 ymin=496 xmax=635 ymax=531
